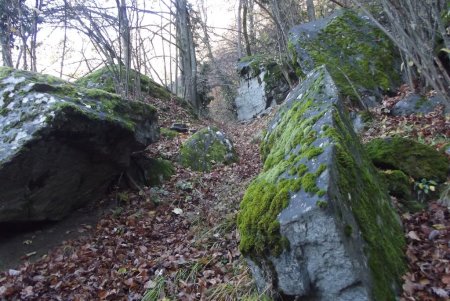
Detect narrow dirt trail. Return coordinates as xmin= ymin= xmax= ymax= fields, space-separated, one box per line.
xmin=0 ymin=96 xmax=272 ymax=300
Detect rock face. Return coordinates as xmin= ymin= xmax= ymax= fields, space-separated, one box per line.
xmin=76 ymin=65 xmax=171 ymax=100
xmin=237 ymin=67 xmax=405 ymax=300
xmin=235 ymin=56 xmax=290 ymax=121
xmin=289 ymin=10 xmax=400 ymax=105
xmin=179 ymin=126 xmax=237 ymax=171
xmin=0 ymin=67 xmax=158 ymax=223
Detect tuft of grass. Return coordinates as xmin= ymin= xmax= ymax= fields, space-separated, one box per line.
xmin=141 ymin=276 xmax=166 ymax=301
xmin=205 ymin=265 xmax=272 ymax=301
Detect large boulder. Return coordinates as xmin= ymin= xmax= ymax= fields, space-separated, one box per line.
xmin=237 ymin=67 xmax=405 ymax=300
xmin=0 ymin=67 xmax=158 ymax=223
xmin=235 ymin=56 xmax=290 ymax=121
xmin=179 ymin=126 xmax=237 ymax=171
xmin=289 ymin=9 xmax=400 ymax=105
xmin=365 ymin=137 xmax=449 ymax=182
xmin=75 ymin=65 xmax=171 ymax=100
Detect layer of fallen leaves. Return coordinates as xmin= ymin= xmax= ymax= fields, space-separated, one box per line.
xmin=361 ymin=85 xmax=449 ymax=149
xmin=401 ymin=202 xmax=450 ymax=301
xmin=0 ymin=95 xmax=272 ymax=300
xmin=363 ymin=88 xmax=450 ymax=300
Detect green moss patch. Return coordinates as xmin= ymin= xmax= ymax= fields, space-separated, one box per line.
xmin=144 ymin=158 xmax=174 ymax=186
xmin=365 ymin=137 xmax=449 ymax=182
xmin=238 ymin=70 xmax=328 ymax=257
xmin=160 ymin=128 xmax=178 ymax=139
xmin=327 ymin=108 xmax=406 ymax=301
xmin=289 ymin=9 xmax=400 ymax=102
xmin=179 ymin=127 xmax=237 ymax=172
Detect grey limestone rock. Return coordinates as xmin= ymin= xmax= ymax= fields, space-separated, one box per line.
xmin=235 ymin=57 xmax=290 ymax=121
xmin=391 ymin=93 xmax=450 ymax=116
xmin=237 ymin=67 xmax=405 ymax=300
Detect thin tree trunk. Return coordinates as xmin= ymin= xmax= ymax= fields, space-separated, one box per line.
xmin=0 ymin=9 xmax=13 ymax=67
xmin=306 ymin=0 xmax=316 ymax=21
xmin=242 ymin=0 xmax=251 ymax=56
xmin=175 ymin=0 xmax=199 ymax=112
xmin=59 ymin=0 xmax=68 ymax=78
xmin=237 ymin=0 xmax=243 ymax=57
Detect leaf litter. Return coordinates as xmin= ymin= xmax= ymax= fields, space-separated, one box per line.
xmin=0 ymin=95 xmax=272 ymax=300
xmin=0 ymin=87 xmax=448 ymax=300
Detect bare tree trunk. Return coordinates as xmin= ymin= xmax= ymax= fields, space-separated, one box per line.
xmin=248 ymin=0 xmax=255 ymax=47
xmin=237 ymin=0 xmax=243 ymax=57
xmin=59 ymin=0 xmax=68 ymax=78
xmin=18 ymin=1 xmax=28 ymax=70
xmin=0 ymin=7 xmax=13 ymax=67
xmin=0 ymin=34 xmax=12 ymax=67
xmin=306 ymin=0 xmax=316 ymax=21
xmin=242 ymin=0 xmax=252 ymax=56
xmin=30 ymin=0 xmax=43 ymax=72
xmin=175 ymin=0 xmax=199 ymax=112
xmin=116 ymin=0 xmax=131 ymax=96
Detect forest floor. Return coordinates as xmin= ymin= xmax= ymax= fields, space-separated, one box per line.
xmin=0 ymin=87 xmax=449 ymax=300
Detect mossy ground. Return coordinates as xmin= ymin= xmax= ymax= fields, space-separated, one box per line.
xmin=180 ymin=127 xmax=237 ymax=172
xmin=365 ymin=137 xmax=449 ymax=183
xmin=290 ymin=10 xmax=400 ymax=102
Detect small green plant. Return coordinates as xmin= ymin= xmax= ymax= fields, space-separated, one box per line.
xmin=414 ymin=178 xmax=438 ymax=202
xmin=414 ymin=178 xmax=437 ymax=194
xmin=117 ymin=191 xmax=129 ymax=203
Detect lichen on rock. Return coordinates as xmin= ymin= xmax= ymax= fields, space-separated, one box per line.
xmin=0 ymin=67 xmax=159 ymax=223
xmin=179 ymin=126 xmax=237 ymax=172
xmin=238 ymin=66 xmax=405 ymax=300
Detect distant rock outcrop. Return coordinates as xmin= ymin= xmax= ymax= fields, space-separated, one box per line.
xmin=179 ymin=126 xmax=237 ymax=171
xmin=289 ymin=9 xmax=400 ymax=106
xmin=0 ymin=67 xmax=159 ymax=223
xmin=237 ymin=67 xmax=405 ymax=300
xmin=235 ymin=56 xmax=290 ymax=121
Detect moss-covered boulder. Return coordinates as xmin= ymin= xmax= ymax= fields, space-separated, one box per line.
xmin=76 ymin=65 xmax=171 ymax=100
xmin=179 ymin=127 xmax=237 ymax=171
xmin=238 ymin=67 xmax=405 ymax=300
xmin=289 ymin=9 xmax=400 ymax=104
xmin=365 ymin=137 xmax=449 ymax=182
xmin=235 ymin=55 xmax=290 ymax=120
xmin=0 ymin=67 xmax=159 ymax=223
